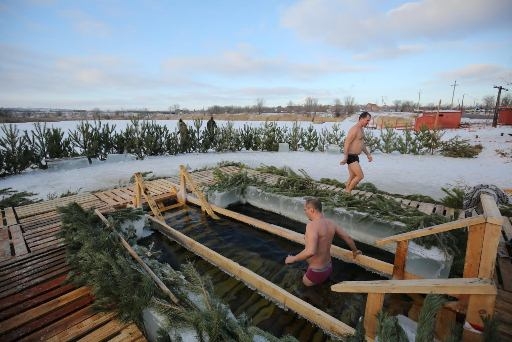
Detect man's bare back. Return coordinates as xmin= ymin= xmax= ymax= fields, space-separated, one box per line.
xmin=285 ymin=198 xmax=361 ymax=286
xmin=306 ymin=218 xmax=336 ymax=268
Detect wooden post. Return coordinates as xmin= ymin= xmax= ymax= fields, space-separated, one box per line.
xmin=177 ymin=167 xmax=187 ymax=204
xmin=478 ymin=222 xmax=501 ymax=279
xmin=462 ymin=294 xmax=496 ymax=342
xmin=179 ymin=165 xmax=219 ymax=219
xmin=392 ymin=240 xmax=408 ymax=279
xmin=364 ymin=293 xmax=384 ymax=339
xmin=463 ymin=223 xmax=485 ymax=278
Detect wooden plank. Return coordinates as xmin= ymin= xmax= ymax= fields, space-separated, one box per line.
xmin=331 ymin=278 xmax=497 ymax=295
xmin=1 ymin=295 xmax=93 ymax=341
xmin=107 ymin=323 xmax=145 ymax=342
xmin=0 ymin=252 xmax=66 ymax=283
xmin=392 ymin=241 xmax=408 ymax=279
xmin=0 ymin=282 xmax=75 ymax=320
xmin=497 ymin=255 xmax=512 ymax=291
xmin=376 ymin=216 xmax=486 ymax=245
xmin=0 ymin=244 xmax=64 ymax=270
xmin=480 ymin=193 xmax=504 ymax=225
xmin=364 ymin=293 xmax=384 ymax=339
xmin=4 ymin=208 xmax=18 ymax=226
xmin=19 ymin=306 xmax=96 ymax=342
xmin=502 ymin=217 xmax=512 ymax=241
xmin=0 ymin=286 xmax=91 ymax=334
xmin=0 ymin=228 xmax=11 ymax=259
xmin=23 ymin=222 xmax=60 ymax=239
xmin=0 ymin=274 xmax=68 ymax=311
xmin=77 ymin=319 xmax=130 ymax=342
xmin=463 ymin=223 xmax=485 ymax=278
xmin=93 ymin=192 xmax=121 ymax=206
xmin=30 ymin=239 xmax=64 ymax=253
xmin=0 ymin=265 xmax=71 ymax=299
xmin=149 ymin=215 xmax=356 ymax=338
xmin=46 ymin=311 xmax=117 ymax=342
xmin=463 ymin=294 xmax=496 ymax=341
xmin=478 ymin=223 xmax=502 ymax=279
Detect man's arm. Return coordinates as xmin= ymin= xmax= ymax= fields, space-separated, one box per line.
xmin=334 ymin=225 xmax=362 ymax=258
xmin=362 ymin=145 xmax=373 ymax=162
xmin=285 ymin=224 xmax=317 ymax=264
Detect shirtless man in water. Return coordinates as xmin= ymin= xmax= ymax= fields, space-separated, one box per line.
xmin=340 ymin=112 xmax=373 ymax=194
xmin=285 ymin=197 xmax=361 ymax=286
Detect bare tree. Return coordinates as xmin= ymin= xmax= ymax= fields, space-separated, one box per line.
xmin=333 ymin=98 xmax=343 ymax=117
xmin=169 ymin=104 xmax=180 ymax=115
xmin=304 ymin=97 xmax=318 ymax=117
xmin=501 ymin=93 xmax=512 ymax=107
xmin=287 ymin=101 xmax=294 ymax=114
xmin=344 ymin=96 xmax=356 ymax=115
xmin=482 ymin=95 xmax=495 ymax=114
xmin=255 ymin=98 xmax=264 ymax=115
xmin=400 ymin=100 xmax=415 ymax=112
xmin=392 ymin=100 xmax=402 ymax=112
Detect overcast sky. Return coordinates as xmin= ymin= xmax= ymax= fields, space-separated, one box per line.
xmin=1 ymin=0 xmax=511 ymax=110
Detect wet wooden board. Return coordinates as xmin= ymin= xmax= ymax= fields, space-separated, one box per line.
xmin=14 ymin=193 xmax=99 ymax=219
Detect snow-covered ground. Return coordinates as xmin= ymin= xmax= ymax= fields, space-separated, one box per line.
xmin=0 ymin=115 xmax=511 ymax=201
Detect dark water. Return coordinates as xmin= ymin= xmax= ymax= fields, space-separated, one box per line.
xmin=139 ymin=203 xmax=392 ymax=341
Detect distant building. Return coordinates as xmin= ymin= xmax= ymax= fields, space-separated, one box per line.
xmin=365 ymin=103 xmax=380 ymax=112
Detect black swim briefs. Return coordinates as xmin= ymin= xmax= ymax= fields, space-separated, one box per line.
xmin=347 ymin=154 xmax=359 ymax=164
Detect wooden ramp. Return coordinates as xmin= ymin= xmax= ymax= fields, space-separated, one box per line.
xmin=0 ymin=193 xmax=147 ymax=341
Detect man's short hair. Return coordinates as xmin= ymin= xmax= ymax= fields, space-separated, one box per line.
xmin=359 ymin=111 xmax=371 ymax=120
xmin=305 ymin=197 xmax=322 ymax=212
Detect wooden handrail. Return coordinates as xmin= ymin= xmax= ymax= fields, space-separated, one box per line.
xmin=375 ymin=216 xmax=485 ymax=245
xmin=331 ymin=278 xmax=496 ymax=295
xmin=480 ymin=194 xmax=504 ymax=225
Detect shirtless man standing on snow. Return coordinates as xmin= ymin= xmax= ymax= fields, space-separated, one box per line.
xmin=285 ymin=197 xmax=361 ymax=286
xmin=340 ymin=112 xmax=373 ymax=194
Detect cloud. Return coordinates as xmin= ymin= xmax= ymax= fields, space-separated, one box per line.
xmin=281 ymin=0 xmax=512 ymax=52
xmin=354 ymin=44 xmax=425 ymax=61
xmin=438 ymin=64 xmax=512 ymax=84
xmin=162 ymin=45 xmax=370 ymax=80
xmin=59 ymin=9 xmax=111 ymax=37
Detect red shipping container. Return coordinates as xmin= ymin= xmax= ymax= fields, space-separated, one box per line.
xmin=498 ymin=107 xmax=512 ymax=125
xmin=414 ymin=110 xmax=462 ymax=131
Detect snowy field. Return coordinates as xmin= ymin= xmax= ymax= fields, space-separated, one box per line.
xmin=0 ymin=115 xmax=511 ymax=201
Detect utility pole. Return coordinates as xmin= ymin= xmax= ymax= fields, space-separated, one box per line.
xmin=450 ymin=80 xmax=458 ymax=108
xmin=492 ymin=85 xmax=509 ymax=127
xmin=417 ymin=90 xmax=421 ymax=111
xmin=461 ymin=93 xmax=466 ymax=111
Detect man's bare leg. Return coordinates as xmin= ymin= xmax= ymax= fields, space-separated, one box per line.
xmin=345 ymin=162 xmax=364 ymax=193
xmin=345 ymin=164 xmax=356 ymax=193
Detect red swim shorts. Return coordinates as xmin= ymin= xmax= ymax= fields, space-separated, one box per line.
xmin=305 ymin=262 xmax=333 ymax=285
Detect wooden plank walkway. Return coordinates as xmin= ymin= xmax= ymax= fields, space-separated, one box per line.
xmin=1 ymin=166 xmax=510 ymax=341
xmin=0 ymin=189 xmax=150 ymax=341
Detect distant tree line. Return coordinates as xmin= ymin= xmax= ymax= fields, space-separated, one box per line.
xmin=2 ymin=93 xmax=511 ymax=123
